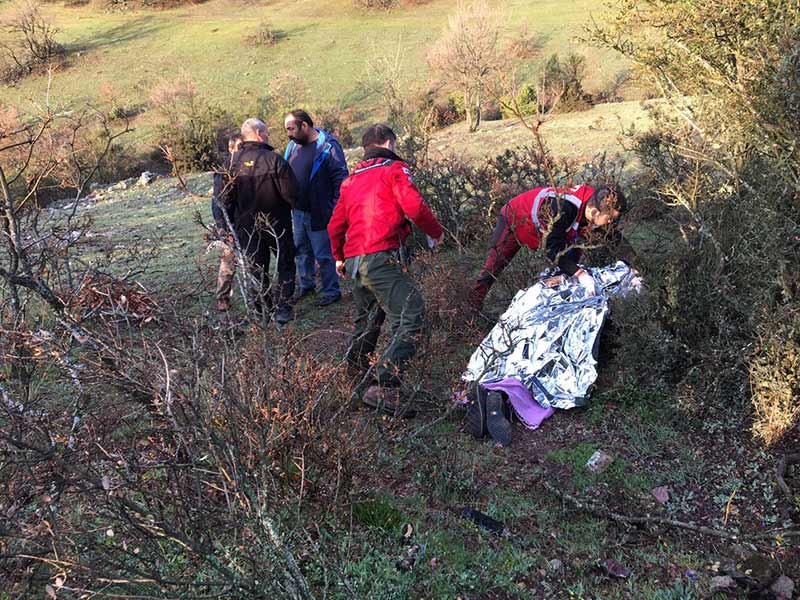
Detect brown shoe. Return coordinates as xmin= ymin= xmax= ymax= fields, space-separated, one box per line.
xmin=362 ymin=385 xmax=416 ymax=418
xmin=216 ymin=298 xmax=231 ymax=312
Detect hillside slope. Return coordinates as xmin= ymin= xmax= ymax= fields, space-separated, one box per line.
xmin=0 ymin=0 xmax=629 ymax=152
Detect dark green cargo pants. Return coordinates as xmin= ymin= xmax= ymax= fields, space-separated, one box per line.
xmin=345 ymin=250 xmax=425 ymax=387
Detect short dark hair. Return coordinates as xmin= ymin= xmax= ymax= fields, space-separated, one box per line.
xmin=588 ymin=185 xmax=627 ymax=215
xmin=361 ymin=123 xmax=396 ymax=149
xmin=228 ymin=133 xmax=243 ymax=145
xmin=286 ymin=109 xmax=313 ymax=128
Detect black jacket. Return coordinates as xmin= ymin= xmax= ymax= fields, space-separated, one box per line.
xmin=225 ymin=141 xmax=298 ymax=234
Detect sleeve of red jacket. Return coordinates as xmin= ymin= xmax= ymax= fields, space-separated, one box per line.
xmin=327 ymin=188 xmax=349 ymax=262
xmin=391 ymin=162 xmax=443 ymax=240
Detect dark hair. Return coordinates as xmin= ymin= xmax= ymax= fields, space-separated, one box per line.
xmin=286 ymin=109 xmax=314 ymax=128
xmin=361 ymin=123 xmax=396 ymax=149
xmin=588 ymin=185 xmax=627 ymax=215
xmin=228 ymin=133 xmax=243 ymax=145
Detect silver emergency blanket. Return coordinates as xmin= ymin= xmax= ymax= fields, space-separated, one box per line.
xmin=463 ymin=261 xmax=643 ymax=410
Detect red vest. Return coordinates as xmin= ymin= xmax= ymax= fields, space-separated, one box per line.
xmin=502 ymin=185 xmax=595 ymax=249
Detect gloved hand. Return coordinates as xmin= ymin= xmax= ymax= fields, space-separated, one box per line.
xmin=574 ymin=268 xmax=597 ymax=296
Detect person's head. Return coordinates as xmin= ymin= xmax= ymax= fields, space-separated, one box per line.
xmin=585 ymin=185 xmax=626 ymax=227
xmin=361 ymin=123 xmax=397 ymax=152
xmin=284 ymin=109 xmax=315 ymax=145
xmin=241 ymin=118 xmax=268 ymax=143
xmin=228 ymin=133 xmax=243 ymax=154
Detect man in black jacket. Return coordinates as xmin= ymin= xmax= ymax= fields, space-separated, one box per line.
xmin=224 ymin=118 xmax=298 ymax=324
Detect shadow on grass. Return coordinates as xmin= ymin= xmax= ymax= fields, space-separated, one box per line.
xmin=65 ymin=17 xmax=168 ymax=53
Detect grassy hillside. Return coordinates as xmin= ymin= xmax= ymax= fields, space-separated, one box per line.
xmin=0 ymin=0 xmax=630 ymax=153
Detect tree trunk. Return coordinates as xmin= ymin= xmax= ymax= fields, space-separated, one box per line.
xmin=464 ymin=87 xmax=474 ymax=132
xmin=474 ymin=87 xmax=482 ymax=131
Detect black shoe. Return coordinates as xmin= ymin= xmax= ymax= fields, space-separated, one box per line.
xmin=464 ymin=386 xmax=488 ymax=439
xmin=485 ymin=391 xmax=511 ymax=447
xmin=274 ymin=306 xmax=294 ymax=325
xmin=315 ymin=293 xmax=341 ymax=307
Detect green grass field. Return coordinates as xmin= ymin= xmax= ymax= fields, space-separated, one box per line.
xmin=0 ymin=0 xmax=631 ymax=154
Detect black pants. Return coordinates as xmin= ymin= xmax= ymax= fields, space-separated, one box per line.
xmin=237 ymin=224 xmax=295 ymax=312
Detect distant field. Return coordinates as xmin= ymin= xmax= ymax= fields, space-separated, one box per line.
xmin=0 ymin=0 xmax=631 ymax=154
xmin=430 ymin=100 xmax=653 ymax=164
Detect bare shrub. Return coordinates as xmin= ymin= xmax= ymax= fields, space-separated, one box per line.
xmin=352 ymin=0 xmax=398 ymax=10
xmin=246 ymin=19 xmax=279 ymax=47
xmin=359 ymin=38 xmax=409 ymax=127
xmin=595 ymin=68 xmax=632 ymax=103
xmin=0 ymin=1 xmax=64 ymax=82
xmin=507 ymin=25 xmax=544 ymax=60
xmin=428 ymin=0 xmax=506 ymax=132
xmin=315 ymin=106 xmax=355 ymax=147
xmin=0 ymin=98 xmax=376 ymax=598
xmin=149 ymin=77 xmax=230 ymax=171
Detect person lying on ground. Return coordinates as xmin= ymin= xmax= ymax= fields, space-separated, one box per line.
xmin=327 ymin=123 xmax=444 ymax=417
xmin=212 ymin=132 xmax=242 ymax=312
xmin=471 ymin=184 xmax=636 ymax=309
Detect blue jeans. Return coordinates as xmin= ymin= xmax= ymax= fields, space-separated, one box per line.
xmin=292 ymin=209 xmax=340 ymax=299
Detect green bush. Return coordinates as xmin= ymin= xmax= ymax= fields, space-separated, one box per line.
xmin=501 ymin=82 xmax=538 ymax=118
xmin=593 ymin=0 xmax=800 ymax=443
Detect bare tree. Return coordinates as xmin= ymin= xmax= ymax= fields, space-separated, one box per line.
xmin=360 ymin=37 xmax=408 ymax=127
xmin=0 ymin=1 xmax=63 ymax=82
xmin=427 ymin=0 xmax=505 ymax=132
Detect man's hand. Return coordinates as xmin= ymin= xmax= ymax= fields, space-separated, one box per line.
xmin=574 ymin=268 xmax=597 ymax=296
xmin=336 ymin=260 xmax=347 ymax=279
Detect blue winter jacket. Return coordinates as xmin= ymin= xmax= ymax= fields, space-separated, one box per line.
xmin=284 ymin=129 xmax=348 ymax=231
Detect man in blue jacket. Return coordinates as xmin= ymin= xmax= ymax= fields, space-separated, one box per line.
xmin=283 ymin=109 xmax=349 ymax=307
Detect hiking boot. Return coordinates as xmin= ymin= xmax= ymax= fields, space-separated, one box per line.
xmin=274 ymin=305 xmax=294 ymax=325
xmin=315 ymin=293 xmax=341 ymax=307
xmin=216 ymin=298 xmax=231 ymax=312
xmin=464 ymin=387 xmax=488 ymax=439
xmin=362 ymin=385 xmax=416 ymax=418
xmin=485 ymin=391 xmax=511 ymax=447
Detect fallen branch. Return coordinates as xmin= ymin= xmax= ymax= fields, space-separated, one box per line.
xmin=535 ymin=471 xmax=772 ymax=548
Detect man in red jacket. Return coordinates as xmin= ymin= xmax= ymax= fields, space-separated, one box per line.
xmin=328 ymin=124 xmax=444 ymax=416
xmin=471 ymin=184 xmax=631 ymax=309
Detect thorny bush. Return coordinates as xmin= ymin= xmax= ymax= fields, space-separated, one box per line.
xmin=0 ymin=1 xmax=64 ymax=83
xmin=0 ymin=99 xmax=379 ymax=599
xmin=594 ymin=0 xmax=800 ymax=444
xmin=1 ymin=303 xmax=376 ymax=598
xmin=150 ymin=77 xmax=232 ymax=172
